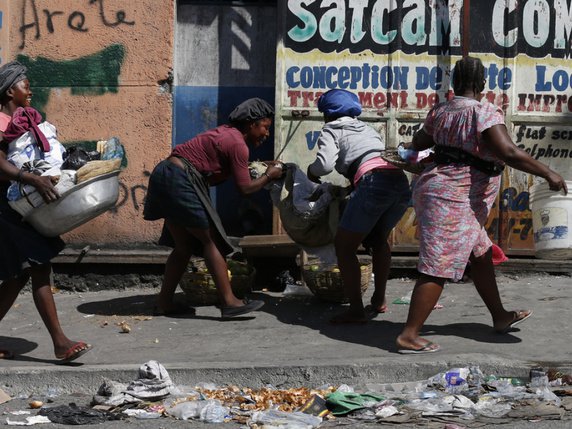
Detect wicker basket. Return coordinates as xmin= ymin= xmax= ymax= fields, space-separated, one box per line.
xmin=302 ymin=261 xmax=372 ymax=303
xmin=179 ymin=259 xmax=255 ymax=306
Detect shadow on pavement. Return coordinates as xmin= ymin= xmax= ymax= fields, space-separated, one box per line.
xmin=256 ymin=294 xmax=523 ymax=353
xmin=0 ymin=336 xmax=37 ymax=356
xmin=72 ymin=290 xmax=523 ymax=354
xmin=76 ymin=292 xmax=256 ymax=322
xmin=0 ymin=336 xmax=68 ymax=365
xmin=76 ymin=292 xmax=180 ymax=317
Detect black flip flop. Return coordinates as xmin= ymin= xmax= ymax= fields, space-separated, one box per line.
xmin=220 ymin=299 xmax=264 ymax=318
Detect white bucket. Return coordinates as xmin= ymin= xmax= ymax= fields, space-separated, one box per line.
xmin=529 ymin=180 xmax=572 ymax=260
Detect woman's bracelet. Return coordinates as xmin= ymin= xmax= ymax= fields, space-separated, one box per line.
xmin=16 ymin=170 xmax=24 ymax=182
xmin=263 ymin=172 xmax=271 ymax=180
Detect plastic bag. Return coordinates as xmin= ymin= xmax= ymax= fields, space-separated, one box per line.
xmin=62 ymin=146 xmax=100 ymax=170
xmin=249 ymin=409 xmax=322 ymax=428
xmin=165 ymin=399 xmax=228 ymax=422
xmin=39 ymin=403 xmax=121 ymax=425
xmin=100 ymin=137 xmax=125 ymax=161
xmin=6 ymin=121 xmax=65 ymax=170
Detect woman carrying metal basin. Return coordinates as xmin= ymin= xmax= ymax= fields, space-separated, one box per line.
xmin=0 ymin=61 xmax=91 ymax=363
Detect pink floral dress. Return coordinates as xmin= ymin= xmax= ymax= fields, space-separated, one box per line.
xmin=414 ymin=97 xmax=505 ymax=280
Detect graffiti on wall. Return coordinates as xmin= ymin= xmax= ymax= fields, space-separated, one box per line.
xmin=15 ymin=0 xmax=136 ymax=214
xmin=62 ymin=140 xmax=148 ymax=214
xmin=113 ymin=173 xmax=149 ymax=214
xmin=19 ymin=0 xmax=134 ymax=49
xmin=16 ymin=44 xmax=125 ymax=114
xmin=18 ymin=44 xmax=145 ymax=213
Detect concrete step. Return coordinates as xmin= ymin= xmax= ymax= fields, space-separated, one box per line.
xmin=53 ymin=244 xmax=572 ymax=274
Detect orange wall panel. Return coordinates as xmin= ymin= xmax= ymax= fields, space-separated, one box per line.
xmin=4 ymin=0 xmax=174 ymax=245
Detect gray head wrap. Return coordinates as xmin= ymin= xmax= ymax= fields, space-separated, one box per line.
xmin=0 ymin=61 xmax=27 ymax=97
xmin=228 ymin=98 xmax=274 ymax=123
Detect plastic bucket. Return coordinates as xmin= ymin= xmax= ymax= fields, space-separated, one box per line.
xmin=529 ymin=180 xmax=572 ymax=260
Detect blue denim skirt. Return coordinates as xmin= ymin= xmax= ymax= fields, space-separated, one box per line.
xmin=339 ymin=169 xmax=411 ymax=245
xmin=143 ymin=160 xmax=210 ymax=229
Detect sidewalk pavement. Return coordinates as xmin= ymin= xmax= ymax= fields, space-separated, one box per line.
xmin=1 ymin=271 xmax=571 ymax=397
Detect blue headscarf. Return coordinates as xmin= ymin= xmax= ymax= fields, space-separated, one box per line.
xmin=317 ymin=89 xmax=362 ymax=118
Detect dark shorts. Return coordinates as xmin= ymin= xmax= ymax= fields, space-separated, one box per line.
xmin=143 ymin=160 xmax=210 ymax=230
xmin=339 ymin=170 xmax=411 ymax=247
xmin=0 ymin=190 xmax=64 ymax=281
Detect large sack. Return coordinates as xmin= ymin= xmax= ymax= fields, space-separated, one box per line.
xmin=269 ymin=164 xmax=346 ymax=247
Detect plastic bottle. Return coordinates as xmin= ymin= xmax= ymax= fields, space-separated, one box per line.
xmin=397 ymin=144 xmax=419 ymax=162
xmin=336 ymin=384 xmax=354 ymax=393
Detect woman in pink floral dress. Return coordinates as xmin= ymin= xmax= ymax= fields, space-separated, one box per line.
xmin=396 ymin=56 xmax=567 ymax=354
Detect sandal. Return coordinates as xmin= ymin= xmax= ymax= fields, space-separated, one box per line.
xmin=56 ymin=342 xmax=92 ymax=364
xmin=220 ymin=299 xmax=264 ymax=319
xmin=398 ymin=341 xmax=440 ymax=354
xmin=496 ymin=310 xmax=533 ymax=334
xmin=365 ymin=304 xmax=388 ymax=314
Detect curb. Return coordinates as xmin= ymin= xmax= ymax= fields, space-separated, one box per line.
xmin=2 ymin=360 xmax=572 ymax=397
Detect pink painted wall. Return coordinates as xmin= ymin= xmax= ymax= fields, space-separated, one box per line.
xmin=3 ymin=0 xmax=174 ymax=245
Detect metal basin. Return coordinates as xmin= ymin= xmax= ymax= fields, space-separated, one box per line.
xmin=24 ymin=171 xmax=120 ymax=237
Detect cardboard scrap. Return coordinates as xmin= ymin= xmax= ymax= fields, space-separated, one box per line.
xmin=0 ymin=387 xmax=11 ymax=405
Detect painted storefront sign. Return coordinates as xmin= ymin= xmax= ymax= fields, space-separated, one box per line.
xmin=276 ymin=0 xmax=572 ymax=253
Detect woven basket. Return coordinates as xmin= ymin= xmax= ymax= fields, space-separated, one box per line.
xmin=179 ymin=259 xmax=255 ymax=306
xmin=380 ymin=149 xmax=427 ymax=175
xmin=302 ymin=261 xmax=372 ymax=303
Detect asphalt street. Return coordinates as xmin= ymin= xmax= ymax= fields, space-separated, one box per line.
xmin=0 ymin=270 xmax=571 ymax=427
